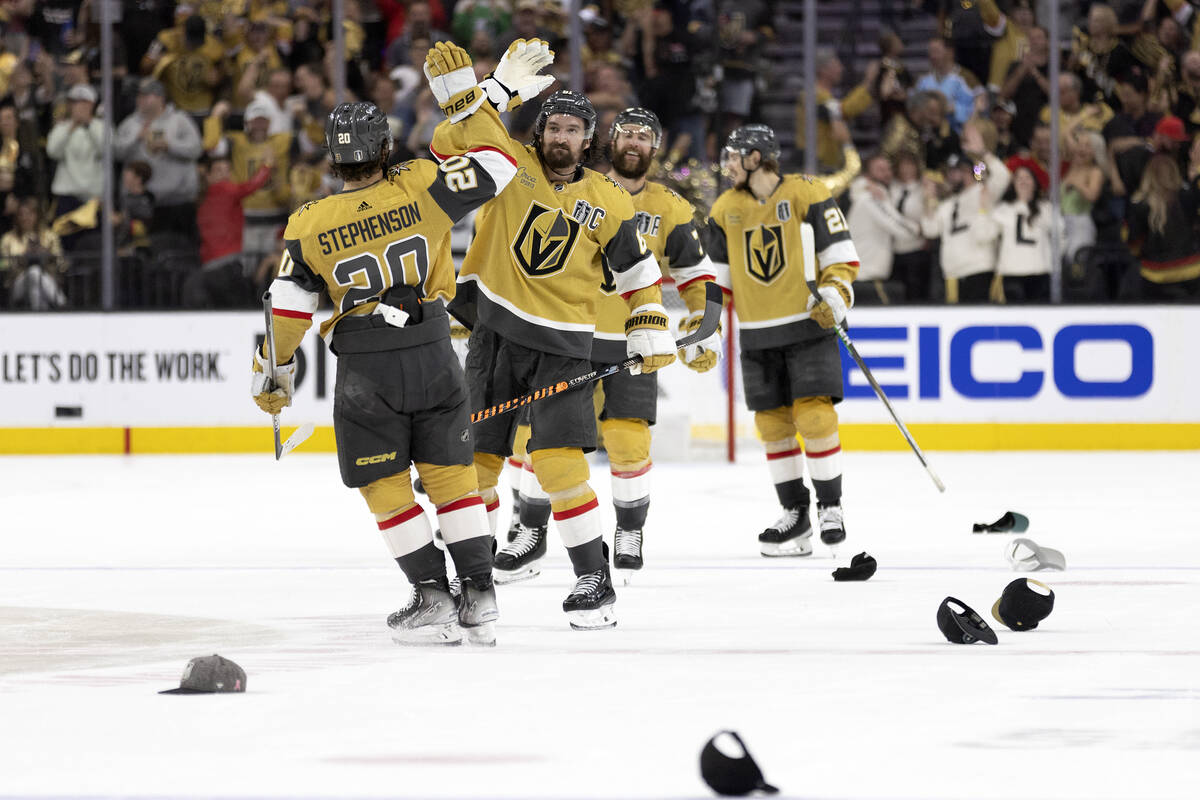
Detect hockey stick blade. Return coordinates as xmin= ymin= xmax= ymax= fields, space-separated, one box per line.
xmin=278 ymin=422 xmax=315 ymax=458
xmin=674 ymin=280 xmax=723 ymax=348
xmin=799 ymin=223 xmax=944 ymax=493
xmin=470 ymin=281 xmax=724 ymax=424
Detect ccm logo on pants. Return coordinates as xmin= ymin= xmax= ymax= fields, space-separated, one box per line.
xmin=356 ymin=452 xmax=397 ymax=466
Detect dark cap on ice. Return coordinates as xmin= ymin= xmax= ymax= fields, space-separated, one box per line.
xmin=160 ymin=654 xmax=246 ymax=694
xmin=992 ymin=578 xmax=1055 ymax=631
xmin=937 ymin=597 xmax=998 ymax=645
xmin=700 ymin=731 xmax=779 ymax=796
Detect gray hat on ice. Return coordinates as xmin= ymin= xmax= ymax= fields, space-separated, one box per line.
xmin=1004 ymin=538 xmax=1066 ymax=572
xmin=160 ymin=654 xmax=246 ymax=694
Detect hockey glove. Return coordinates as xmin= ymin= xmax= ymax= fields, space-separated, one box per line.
xmin=676 ymin=310 xmax=722 ymax=373
xmin=250 ymin=349 xmax=296 ymax=415
xmin=806 ymin=283 xmax=850 ymax=329
xmin=625 ymin=303 xmax=676 ymax=375
xmin=424 ymin=42 xmax=484 ymax=122
xmin=481 ymin=38 xmax=555 ymax=111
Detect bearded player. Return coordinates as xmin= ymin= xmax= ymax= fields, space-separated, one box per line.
xmin=504 ymin=108 xmax=719 ymax=583
xmin=450 ymin=91 xmax=675 ymax=630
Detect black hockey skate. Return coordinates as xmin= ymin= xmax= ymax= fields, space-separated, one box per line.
xmin=562 ymin=566 xmax=617 ymax=630
xmin=493 ymin=524 xmax=547 ymax=584
xmin=387 ymin=577 xmax=462 ymax=646
xmin=758 ymin=506 xmax=813 ymax=557
xmin=456 ymin=575 xmax=499 ymax=647
xmin=613 ymin=527 xmax=643 ymax=585
xmin=817 ymin=503 xmax=846 ymax=551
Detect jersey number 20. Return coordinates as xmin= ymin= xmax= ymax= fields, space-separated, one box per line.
xmin=331 ymin=235 xmax=430 ymax=313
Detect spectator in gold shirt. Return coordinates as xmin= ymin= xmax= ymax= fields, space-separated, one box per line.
xmin=143 ymin=15 xmax=226 ymax=126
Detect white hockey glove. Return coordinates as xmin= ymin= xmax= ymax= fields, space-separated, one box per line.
xmin=250 ymin=349 xmax=296 ymax=415
xmin=676 ymin=311 xmax=722 ymax=373
xmin=480 ymin=38 xmax=555 ymax=110
xmin=423 ymin=42 xmax=484 ymax=122
xmin=625 ymin=303 xmax=676 ymax=375
xmin=806 ymin=284 xmax=850 ymax=329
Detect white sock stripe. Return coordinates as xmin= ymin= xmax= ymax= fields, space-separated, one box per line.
xmin=520 ymin=465 xmax=550 ymax=500
xmin=766 ymin=452 xmax=805 ymax=484
xmin=379 ymin=509 xmax=434 ymax=559
xmin=611 ymin=468 xmax=651 ymax=504
xmin=806 ymin=449 xmax=842 ymax=482
xmin=553 ymin=500 xmax=602 ymax=548
xmin=437 ymin=499 xmax=490 ymax=545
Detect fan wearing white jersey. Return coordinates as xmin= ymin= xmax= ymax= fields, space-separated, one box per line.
xmin=977 ymin=164 xmax=1061 ymax=303
xmin=920 ymin=122 xmax=1010 ymax=303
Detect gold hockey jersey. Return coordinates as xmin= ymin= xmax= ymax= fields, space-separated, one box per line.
xmin=705 ymin=174 xmax=860 ymax=350
xmin=449 ymin=145 xmax=664 ymax=360
xmin=592 ymin=181 xmax=714 ymax=363
xmin=265 ymin=104 xmax=520 ymax=362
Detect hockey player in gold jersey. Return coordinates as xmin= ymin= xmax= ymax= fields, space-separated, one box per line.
xmin=705 ymin=124 xmax=861 ymax=557
xmin=503 ymin=108 xmax=719 ymax=583
xmin=249 ymin=40 xmax=556 ymax=647
xmin=449 ymin=91 xmax=676 ymax=630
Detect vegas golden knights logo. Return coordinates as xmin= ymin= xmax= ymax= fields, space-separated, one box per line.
xmin=743 ymin=224 xmax=786 ymax=283
xmin=512 ymin=201 xmax=582 ymax=277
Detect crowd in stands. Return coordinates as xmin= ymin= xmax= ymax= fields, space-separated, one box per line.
xmin=820 ymin=0 xmax=1200 ymax=303
xmin=0 ymin=0 xmax=1197 ymax=309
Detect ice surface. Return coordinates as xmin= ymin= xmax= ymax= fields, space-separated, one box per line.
xmin=1 ymin=451 xmax=1197 ymax=799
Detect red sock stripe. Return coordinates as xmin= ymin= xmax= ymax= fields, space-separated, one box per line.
xmin=806 ymin=445 xmax=842 ymax=459
xmin=438 ymin=495 xmax=485 ymax=515
xmin=485 ymin=499 xmax=500 ymax=512
xmin=273 ymin=308 xmax=313 ymax=320
xmin=523 ymin=463 xmax=536 ymax=473
xmin=506 ymin=457 xmax=523 ymax=469
xmin=611 ymin=463 xmax=652 ymax=479
xmin=378 ymin=504 xmax=423 ymax=531
xmin=552 ymin=497 xmax=600 ymax=522
xmin=766 ymin=447 xmax=803 ymax=461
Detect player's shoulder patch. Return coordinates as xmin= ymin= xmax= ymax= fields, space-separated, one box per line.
xmin=661 ymin=184 xmax=696 ymax=218
xmin=295 ymin=200 xmax=318 ymax=217
xmin=642 ymin=182 xmax=692 ymax=225
xmin=599 ymin=172 xmax=628 ymax=195
xmin=655 ymin=183 xmax=684 ymax=202
xmin=285 ymin=197 xmax=327 ymax=239
xmin=388 ymin=161 xmax=416 ymax=178
xmin=784 ymin=172 xmax=832 ymax=204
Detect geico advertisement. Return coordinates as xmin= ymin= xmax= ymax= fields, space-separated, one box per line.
xmin=819 ymin=306 xmax=1198 ymax=423
xmin=0 ymin=307 xmax=1196 ymax=427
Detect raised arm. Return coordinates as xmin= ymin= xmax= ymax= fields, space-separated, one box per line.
xmin=423 ymin=41 xmax=553 ymax=222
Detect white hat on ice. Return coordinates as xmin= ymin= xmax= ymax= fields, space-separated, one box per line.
xmin=1005 ymin=538 xmax=1066 ymax=572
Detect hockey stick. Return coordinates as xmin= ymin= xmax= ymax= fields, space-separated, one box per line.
xmin=471 ymin=281 xmax=723 ymax=424
xmin=800 ymin=223 xmax=945 ymax=492
xmin=262 ymin=292 xmax=316 ymax=460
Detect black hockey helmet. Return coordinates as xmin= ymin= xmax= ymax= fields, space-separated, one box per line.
xmin=610 ymin=106 xmax=662 ymax=149
xmin=534 ymin=89 xmax=597 ymax=140
xmin=325 ymin=101 xmax=390 ymax=165
xmin=723 ymin=123 xmax=781 ymax=165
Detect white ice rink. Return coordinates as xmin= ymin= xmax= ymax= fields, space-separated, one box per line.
xmin=1 ymin=450 xmax=1197 ymax=799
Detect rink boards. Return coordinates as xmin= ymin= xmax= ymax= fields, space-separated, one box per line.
xmin=1 ymin=305 xmax=1198 ymax=453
